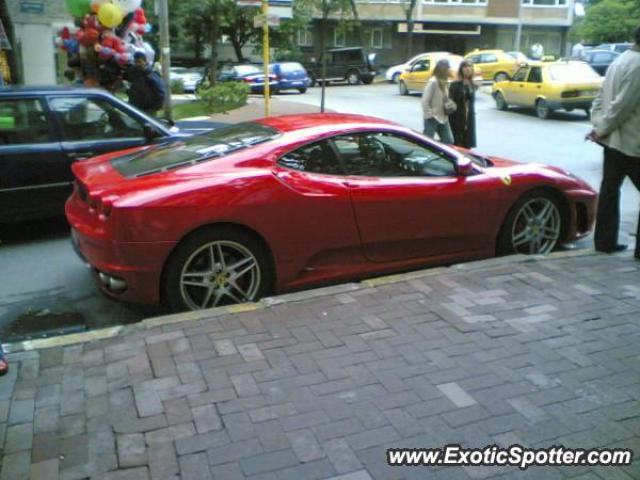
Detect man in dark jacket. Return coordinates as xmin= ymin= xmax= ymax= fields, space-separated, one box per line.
xmin=125 ymin=51 xmax=166 ymax=116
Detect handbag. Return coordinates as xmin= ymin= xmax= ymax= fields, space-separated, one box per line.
xmin=444 ymin=97 xmax=457 ymax=115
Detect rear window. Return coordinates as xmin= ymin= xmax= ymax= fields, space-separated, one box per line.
xmin=111 ymin=122 xmax=280 ymax=178
xmin=548 ymin=63 xmax=600 ymax=81
xmin=234 ymin=65 xmax=262 ymax=75
xmin=277 ymin=63 xmax=305 ymax=73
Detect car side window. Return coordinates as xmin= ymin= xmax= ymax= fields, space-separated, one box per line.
xmin=49 ymin=97 xmax=145 ymax=141
xmin=0 ymin=98 xmax=52 ymax=145
xmin=332 ymin=132 xmax=456 ymax=178
xmin=469 ymin=55 xmax=481 ymax=64
xmin=512 ymin=67 xmax=529 ymax=82
xmin=482 ymin=54 xmax=498 ymax=63
xmin=278 ymin=140 xmax=343 ymax=175
xmin=412 ymin=60 xmax=428 ymax=72
xmin=527 ymin=67 xmax=542 ymax=83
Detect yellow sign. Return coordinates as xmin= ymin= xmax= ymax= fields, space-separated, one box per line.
xmin=500 ymin=174 xmax=512 ymax=186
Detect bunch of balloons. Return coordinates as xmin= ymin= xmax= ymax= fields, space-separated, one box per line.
xmin=56 ymin=0 xmax=155 ymax=86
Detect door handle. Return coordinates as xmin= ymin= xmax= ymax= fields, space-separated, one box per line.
xmin=68 ymin=152 xmax=95 ymax=160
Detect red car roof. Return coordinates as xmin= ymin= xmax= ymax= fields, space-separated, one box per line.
xmin=254 ymin=113 xmax=398 ymax=134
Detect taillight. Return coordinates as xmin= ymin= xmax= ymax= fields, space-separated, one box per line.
xmin=243 ymin=77 xmax=252 ymax=83
xmin=561 ymin=90 xmax=580 ymax=98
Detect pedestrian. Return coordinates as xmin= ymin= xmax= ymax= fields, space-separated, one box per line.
xmin=588 ymin=25 xmax=640 ymax=259
xmin=449 ymin=60 xmax=477 ymax=149
xmin=0 ymin=344 xmax=8 ymax=377
xmin=421 ymin=59 xmax=455 ymax=144
xmin=571 ymin=39 xmax=586 ymax=59
xmin=530 ymin=43 xmax=544 ymax=60
xmin=124 ymin=51 xmax=166 ymax=116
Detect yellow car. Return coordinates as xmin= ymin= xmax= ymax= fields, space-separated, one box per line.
xmin=398 ymin=52 xmax=481 ymax=95
xmin=464 ymin=49 xmax=520 ymax=82
xmin=491 ymin=60 xmax=603 ymax=119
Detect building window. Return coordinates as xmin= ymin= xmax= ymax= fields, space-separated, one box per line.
xmin=522 ymin=0 xmax=567 ymax=5
xmin=424 ymin=0 xmax=488 ymax=5
xmin=371 ymin=28 xmax=383 ymax=49
xmin=334 ymin=29 xmax=345 ymax=47
xmin=297 ymin=27 xmax=312 ymax=47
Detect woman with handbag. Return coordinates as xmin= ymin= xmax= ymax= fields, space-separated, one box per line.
xmin=421 ymin=59 xmax=455 ymax=144
xmin=449 ymin=60 xmax=478 ymax=149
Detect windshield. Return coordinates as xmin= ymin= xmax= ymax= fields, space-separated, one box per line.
xmin=111 ymin=122 xmax=280 ymax=178
xmin=549 ymin=64 xmax=600 ymax=81
xmin=277 ymin=63 xmax=305 ymax=73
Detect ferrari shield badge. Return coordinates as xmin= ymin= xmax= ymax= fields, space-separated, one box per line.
xmin=500 ymin=174 xmax=512 ymax=186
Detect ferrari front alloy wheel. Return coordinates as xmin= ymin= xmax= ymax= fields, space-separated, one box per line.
xmin=164 ymin=228 xmax=271 ymax=311
xmin=498 ymin=192 xmax=563 ymax=255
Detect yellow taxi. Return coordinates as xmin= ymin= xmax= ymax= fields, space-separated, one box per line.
xmin=464 ymin=49 xmax=520 ymax=82
xmin=398 ymin=52 xmax=482 ymax=95
xmin=491 ymin=60 xmax=603 ymax=119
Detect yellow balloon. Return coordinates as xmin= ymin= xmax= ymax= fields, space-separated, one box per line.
xmin=98 ymin=3 xmax=124 ymax=28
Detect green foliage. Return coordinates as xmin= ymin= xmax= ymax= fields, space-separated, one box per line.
xmin=196 ymin=82 xmax=250 ymax=114
xmin=170 ymin=79 xmax=185 ymax=94
xmin=572 ymin=0 xmax=640 ymax=43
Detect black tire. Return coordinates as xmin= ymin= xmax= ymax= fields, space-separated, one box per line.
xmin=535 ymin=99 xmax=552 ymax=119
xmin=584 ymin=108 xmax=591 ymax=119
xmin=362 ymin=77 xmax=374 ymax=85
xmin=497 ymin=190 xmax=564 ymax=256
xmin=298 ymin=87 xmax=307 ymax=94
xmin=494 ymin=72 xmax=509 ymax=83
xmin=162 ymin=227 xmax=272 ymax=312
xmin=309 ymin=73 xmax=317 ymax=87
xmin=346 ymin=69 xmax=360 ymax=85
xmin=495 ymin=92 xmax=508 ymax=111
xmin=399 ymin=80 xmax=409 ymax=96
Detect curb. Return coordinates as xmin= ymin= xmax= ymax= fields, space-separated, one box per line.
xmin=8 ymin=248 xmax=606 ymax=352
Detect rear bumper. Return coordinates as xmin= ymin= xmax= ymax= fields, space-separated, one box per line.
xmin=66 ymin=192 xmax=175 ymax=306
xmin=547 ymin=99 xmax=595 ymax=111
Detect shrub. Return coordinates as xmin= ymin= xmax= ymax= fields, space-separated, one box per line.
xmin=171 ymin=79 xmax=185 ymax=94
xmin=197 ymin=81 xmax=250 ymax=115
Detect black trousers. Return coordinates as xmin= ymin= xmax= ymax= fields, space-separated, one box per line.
xmin=594 ymin=146 xmax=640 ymax=256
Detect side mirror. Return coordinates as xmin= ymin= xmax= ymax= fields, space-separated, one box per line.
xmin=158 ymin=117 xmax=175 ymax=128
xmin=456 ymin=156 xmax=474 ymax=176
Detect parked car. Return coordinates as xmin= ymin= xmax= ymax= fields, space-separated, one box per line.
xmin=398 ymin=52 xmax=482 ymax=95
xmin=270 ymin=62 xmax=310 ymax=94
xmin=169 ymin=67 xmax=204 ymax=92
xmin=464 ymin=49 xmax=520 ymax=82
xmin=492 ymin=60 xmax=603 ymax=119
xmin=594 ymin=42 xmax=632 ymax=54
xmin=217 ymin=64 xmax=278 ymax=94
xmin=304 ymin=47 xmax=377 ymax=86
xmin=0 ymin=86 xmax=181 ymax=223
xmin=385 ymin=52 xmax=429 ymax=83
xmin=67 ymin=113 xmax=596 ymax=312
xmin=580 ymin=49 xmax=619 ymax=75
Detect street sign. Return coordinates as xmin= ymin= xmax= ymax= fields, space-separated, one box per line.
xmin=237 ymin=0 xmax=262 ymax=7
xmin=19 ymin=1 xmax=45 ymax=14
xmin=238 ymin=0 xmax=292 ymax=17
xmin=253 ymin=14 xmax=280 ymax=28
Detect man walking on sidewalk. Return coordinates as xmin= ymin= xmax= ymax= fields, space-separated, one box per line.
xmin=589 ymin=25 xmax=640 ymax=260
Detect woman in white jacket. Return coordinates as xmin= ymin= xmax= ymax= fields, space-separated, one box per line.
xmin=421 ymin=59 xmax=454 ymax=144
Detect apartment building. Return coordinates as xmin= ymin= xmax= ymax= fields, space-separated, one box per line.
xmin=299 ymin=0 xmax=575 ymax=66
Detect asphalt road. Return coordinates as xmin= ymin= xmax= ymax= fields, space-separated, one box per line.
xmin=1 ymin=84 xmax=637 ymax=341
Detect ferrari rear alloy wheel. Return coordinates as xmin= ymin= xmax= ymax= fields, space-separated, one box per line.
xmin=498 ymin=192 xmax=563 ymax=255
xmin=164 ymin=228 xmax=271 ymax=311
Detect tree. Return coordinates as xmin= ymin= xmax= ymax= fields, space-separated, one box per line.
xmin=221 ymin=2 xmax=260 ymax=62
xmin=401 ymin=0 xmax=418 ymax=59
xmin=571 ymin=0 xmax=640 ymax=43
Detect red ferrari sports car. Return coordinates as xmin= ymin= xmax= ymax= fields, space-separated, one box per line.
xmin=66 ymin=113 xmax=596 ymax=312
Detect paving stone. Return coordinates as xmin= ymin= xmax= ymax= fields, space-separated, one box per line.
xmin=279 ymin=410 xmax=330 ymax=432
xmin=231 ymin=374 xmax=260 ymax=397
xmin=101 ymin=466 xmax=150 ymax=480
xmin=239 ymin=449 xmax=298 ymax=476
xmin=324 ymin=470 xmax=373 ymax=480
xmin=254 ymin=419 xmax=291 ymax=452
xmin=34 ymin=405 xmax=60 ymax=434
xmin=0 ymin=450 xmax=30 ymax=480
xmin=324 ymin=438 xmax=363 ymax=474
xmin=59 ymin=413 xmax=86 ymax=438
xmin=192 ymin=404 xmax=222 ymax=433
xmin=29 ymin=458 xmax=59 ymax=480
xmin=117 ymin=433 xmax=147 ymax=468
xmin=180 ymin=452 xmax=212 ymax=480
xmin=507 ymin=397 xmax=550 ymax=424
xmin=286 ymin=428 xmax=324 ymax=462
xmin=345 ymin=426 xmax=399 ymax=451
xmin=207 ymin=439 xmax=264 ymax=466
xmin=8 ymin=399 xmax=34 ymax=425
xmin=148 ymin=442 xmax=179 ymax=480
xmin=175 ymin=430 xmax=230 ymax=455
xmin=4 ymin=422 xmax=33 ymax=453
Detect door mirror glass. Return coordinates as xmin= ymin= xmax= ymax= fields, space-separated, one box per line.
xmin=456 ymin=157 xmax=474 ymax=176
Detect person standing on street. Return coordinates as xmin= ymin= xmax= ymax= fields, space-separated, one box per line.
xmin=449 ymin=60 xmax=477 ymax=149
xmin=589 ymin=25 xmax=640 ymax=259
xmin=571 ymin=39 xmax=586 ymax=59
xmin=125 ymin=51 xmax=166 ymax=116
xmin=422 ymin=59 xmax=454 ymax=145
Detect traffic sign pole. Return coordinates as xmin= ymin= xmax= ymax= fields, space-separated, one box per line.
xmin=262 ymin=0 xmax=270 ymax=116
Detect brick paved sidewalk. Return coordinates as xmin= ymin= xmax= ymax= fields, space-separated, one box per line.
xmin=0 ymin=252 xmax=638 ymax=480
